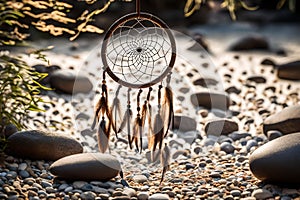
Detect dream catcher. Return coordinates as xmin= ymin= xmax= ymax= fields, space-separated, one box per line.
xmin=92 ymin=0 xmax=176 ymax=182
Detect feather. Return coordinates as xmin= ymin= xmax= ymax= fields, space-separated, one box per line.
xmin=91 ymin=96 xmax=105 ymax=130
xmin=126 ymin=108 xmax=133 ymax=149
xmin=97 ymin=118 xmax=109 ymax=153
xmin=131 ymin=116 xmax=141 ymax=152
xmin=160 ymin=143 xmax=170 ymax=184
xmin=110 ymin=86 xmax=122 ymax=137
xmin=152 ymin=113 xmax=164 ymax=152
xmin=162 ymin=86 xmax=174 ymax=138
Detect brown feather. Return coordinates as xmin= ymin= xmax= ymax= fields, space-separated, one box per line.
xmin=162 ymin=86 xmax=174 ymax=138
xmin=126 ymin=109 xmax=133 ymax=149
xmin=131 ymin=116 xmax=141 ymax=152
xmin=152 ymin=113 xmax=164 ymax=152
xmin=97 ymin=118 xmax=109 ymax=153
xmin=160 ymin=143 xmax=170 ymax=184
xmin=91 ymin=96 xmax=105 ymax=130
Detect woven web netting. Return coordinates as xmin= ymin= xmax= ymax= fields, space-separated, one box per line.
xmin=103 ymin=17 xmax=174 ymax=87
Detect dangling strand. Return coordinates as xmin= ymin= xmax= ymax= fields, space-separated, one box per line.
xmin=111 ymin=85 xmax=122 ymax=138
xmin=160 ymin=143 xmax=170 ymax=184
xmin=92 ymin=71 xmax=108 ymax=130
xmin=131 ymin=89 xmax=143 ymax=153
xmin=151 ymin=84 xmax=164 ymax=161
xmin=98 ymin=116 xmax=109 ymax=153
xmin=118 ymin=88 xmax=133 ymax=149
xmin=162 ymin=72 xmax=174 ymax=138
xmin=92 ymin=71 xmax=112 ymax=153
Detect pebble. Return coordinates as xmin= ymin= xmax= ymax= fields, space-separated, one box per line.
xmin=6 ymin=130 xmax=83 ymax=161
xmin=246 ymin=140 xmax=258 ymax=152
xmin=267 ymin=130 xmax=282 ymax=141
xmin=247 ymin=76 xmax=266 ymax=84
xmin=251 ymin=189 xmax=273 ymax=199
xmin=137 ymin=192 xmax=149 ymax=200
xmin=80 ymin=191 xmax=97 ymax=200
xmin=18 ymin=163 xmax=27 ymax=171
xmin=133 ymin=174 xmax=148 ymax=184
xmin=230 ymin=190 xmax=241 ymax=197
xmin=261 ymin=58 xmax=276 ymax=66
xmin=220 ymin=142 xmax=235 ymax=154
xmin=19 ymin=170 xmax=30 ymax=178
xmin=193 ymin=78 xmax=218 ymax=87
xmin=122 ymin=188 xmax=136 ymax=197
xmin=149 ymin=193 xmax=169 ymax=200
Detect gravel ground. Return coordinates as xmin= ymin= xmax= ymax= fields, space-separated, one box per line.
xmin=1 ymin=22 xmax=300 ymax=200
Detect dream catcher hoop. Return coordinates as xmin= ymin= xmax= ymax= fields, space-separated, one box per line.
xmin=92 ymin=0 xmax=176 ymax=182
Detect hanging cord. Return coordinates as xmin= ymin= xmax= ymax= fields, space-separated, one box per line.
xmin=131 ymin=89 xmax=143 ymax=153
xmin=136 ymin=0 xmax=140 ymax=17
xmin=163 ymin=72 xmax=174 ymax=138
xmin=118 ymin=88 xmax=133 ymax=149
xmin=111 ymin=85 xmax=122 ymax=138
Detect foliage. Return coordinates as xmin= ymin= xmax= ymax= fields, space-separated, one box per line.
xmin=0 ymin=0 xmax=118 ymax=44
xmin=184 ymin=0 xmax=258 ymax=20
xmin=277 ymin=0 xmax=296 ymax=11
xmin=0 ymin=52 xmax=49 ymax=132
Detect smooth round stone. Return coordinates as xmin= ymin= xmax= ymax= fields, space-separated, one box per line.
xmin=50 ymin=153 xmax=121 ymax=181
xmin=19 ymin=170 xmax=30 ymax=178
xmin=4 ymin=124 xmax=18 ymax=138
xmin=7 ymin=130 xmax=83 ymax=161
xmin=247 ymin=76 xmax=266 ymax=84
xmin=172 ymin=115 xmax=197 ymax=132
xmin=251 ymin=189 xmax=273 ymax=199
xmin=193 ymin=78 xmax=218 ymax=87
xmin=228 ymin=132 xmax=251 ymax=141
xmin=261 ymin=58 xmax=276 ymax=66
xmin=225 ymin=86 xmax=241 ymax=94
xmin=149 ymin=193 xmax=169 ymax=200
xmin=249 ymin=133 xmax=300 ymax=184
xmin=204 ymin=119 xmax=239 ymax=137
xmin=229 ymin=35 xmax=269 ymax=51
xmin=18 ymin=163 xmax=27 ymax=171
xmin=277 ymin=60 xmax=300 ymax=80
xmin=137 ymin=192 xmax=149 ymax=200
xmin=122 ymin=188 xmax=136 ymax=197
xmin=263 ymin=105 xmax=300 ymax=135
xmin=246 ymin=140 xmax=258 ymax=152
xmin=80 ymin=191 xmax=96 ymax=200
xmin=230 ymin=190 xmax=241 ymax=197
xmin=133 ymin=174 xmax=148 ymax=184
xmin=267 ymin=130 xmax=282 ymax=141
xmin=191 ymin=92 xmax=230 ymax=110
xmin=50 ymin=69 xmax=93 ymax=94
xmin=220 ymin=142 xmax=235 ymax=154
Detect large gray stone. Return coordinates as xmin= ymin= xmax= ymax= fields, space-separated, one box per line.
xmin=249 ymin=132 xmax=300 ymax=184
xmin=204 ymin=119 xmax=239 ymax=136
xmin=7 ymin=130 xmax=83 ymax=161
xmin=190 ymin=92 xmax=230 ymax=110
xmin=50 ymin=153 xmax=121 ymax=181
xmin=277 ymin=61 xmax=300 ymax=80
xmin=263 ymin=105 xmax=300 ymax=135
xmin=50 ymin=70 xmax=93 ymax=94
